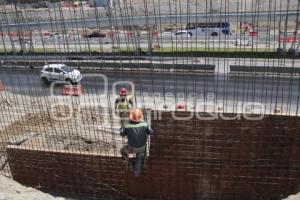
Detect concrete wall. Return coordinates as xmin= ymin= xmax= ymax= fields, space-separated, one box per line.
xmin=7 ymin=111 xmax=300 ymax=200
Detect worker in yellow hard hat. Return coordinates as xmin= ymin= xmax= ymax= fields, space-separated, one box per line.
xmin=120 ymin=108 xmax=153 ymax=176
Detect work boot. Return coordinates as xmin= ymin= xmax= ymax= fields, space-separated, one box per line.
xmin=134 ymin=171 xmax=140 ymax=177
xmin=128 ymin=161 xmax=134 ymax=172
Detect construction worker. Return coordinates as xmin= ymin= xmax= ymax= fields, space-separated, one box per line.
xmin=176 ymin=102 xmax=186 ymax=111
xmin=120 ymin=108 xmax=154 ymax=176
xmin=115 ymin=88 xmax=134 ymax=126
xmin=115 ymin=88 xmax=133 ymax=113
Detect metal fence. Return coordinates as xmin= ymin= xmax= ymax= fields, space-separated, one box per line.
xmin=0 ymin=0 xmax=300 ymax=199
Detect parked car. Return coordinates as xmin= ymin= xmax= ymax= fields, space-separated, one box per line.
xmin=83 ymin=32 xmax=106 ymax=38
xmin=40 ymin=64 xmax=82 ymax=84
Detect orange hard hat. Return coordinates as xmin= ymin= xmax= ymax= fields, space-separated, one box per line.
xmin=129 ymin=108 xmax=144 ymax=122
xmin=120 ymin=88 xmax=128 ymax=96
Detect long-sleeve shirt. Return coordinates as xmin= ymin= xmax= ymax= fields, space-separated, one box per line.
xmin=115 ymin=96 xmax=134 ymax=110
xmin=120 ymin=120 xmax=154 ymax=148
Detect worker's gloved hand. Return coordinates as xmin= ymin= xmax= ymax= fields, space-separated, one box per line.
xmin=120 ymin=128 xmax=126 ymax=136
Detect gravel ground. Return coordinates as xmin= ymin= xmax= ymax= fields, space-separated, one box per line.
xmin=283 ymin=193 xmax=300 ymax=200
xmin=0 ymin=92 xmax=127 ymax=177
xmin=0 ymin=96 xmax=125 ymax=155
xmin=0 ymin=175 xmax=65 ymax=200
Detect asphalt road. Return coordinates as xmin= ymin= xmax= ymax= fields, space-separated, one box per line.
xmin=1 ymin=11 xmax=299 ymax=31
xmin=1 ymin=68 xmax=299 ymax=115
xmin=0 ymin=33 xmax=282 ymax=51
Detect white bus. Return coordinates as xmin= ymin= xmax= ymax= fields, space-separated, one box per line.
xmin=184 ymin=22 xmax=232 ymax=37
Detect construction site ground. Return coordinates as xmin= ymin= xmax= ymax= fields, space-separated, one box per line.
xmin=0 ymin=86 xmax=295 ymax=177
xmin=0 ymin=91 xmax=131 ymax=176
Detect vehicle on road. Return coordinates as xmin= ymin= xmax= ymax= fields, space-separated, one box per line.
xmin=140 ymin=31 xmax=159 ymax=36
xmin=249 ymin=30 xmax=258 ymax=37
xmin=82 ymin=32 xmax=106 ymax=38
xmin=73 ymin=1 xmax=88 ymax=7
xmin=49 ymin=32 xmax=70 ymax=39
xmin=40 ymin=64 xmax=82 ymax=85
xmin=234 ymin=38 xmax=253 ymax=46
xmin=33 ymin=1 xmax=48 ymax=9
xmin=160 ymin=31 xmax=173 ymax=37
xmin=185 ymin=22 xmax=232 ymax=37
xmin=174 ymin=30 xmax=192 ymax=38
xmin=279 ymin=31 xmax=300 ymax=43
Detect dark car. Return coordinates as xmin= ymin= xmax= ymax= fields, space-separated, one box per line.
xmin=83 ymin=32 xmax=106 ymax=38
xmin=33 ymin=2 xmax=48 ymax=9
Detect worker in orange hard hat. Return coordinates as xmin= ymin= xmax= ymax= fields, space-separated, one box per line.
xmin=176 ymin=102 xmax=186 ymax=111
xmin=120 ymin=108 xmax=154 ymax=176
xmin=115 ymin=88 xmax=134 ymax=126
xmin=115 ymin=88 xmax=133 ymax=111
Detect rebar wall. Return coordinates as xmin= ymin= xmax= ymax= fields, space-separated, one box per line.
xmin=0 ymin=0 xmax=300 ymax=199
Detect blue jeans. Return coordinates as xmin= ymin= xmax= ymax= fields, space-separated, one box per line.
xmin=121 ymin=145 xmax=145 ymax=176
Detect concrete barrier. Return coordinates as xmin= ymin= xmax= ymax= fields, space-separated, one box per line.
xmin=91 ymin=62 xmax=215 ymax=73
xmin=1 ymin=60 xmax=215 ymax=73
xmin=230 ymin=65 xmax=300 ymax=76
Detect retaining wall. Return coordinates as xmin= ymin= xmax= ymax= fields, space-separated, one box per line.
xmin=6 ymin=111 xmax=300 ymax=200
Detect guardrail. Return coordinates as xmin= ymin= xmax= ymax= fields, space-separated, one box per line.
xmin=230 ymin=65 xmax=300 ymax=76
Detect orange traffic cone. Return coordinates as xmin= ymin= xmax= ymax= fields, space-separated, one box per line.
xmin=73 ymin=85 xmax=84 ymax=96
xmin=63 ymin=85 xmax=84 ymax=96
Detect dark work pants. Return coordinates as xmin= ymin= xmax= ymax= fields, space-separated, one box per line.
xmin=118 ymin=111 xmax=129 ymax=128
xmin=121 ymin=145 xmax=145 ymax=176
